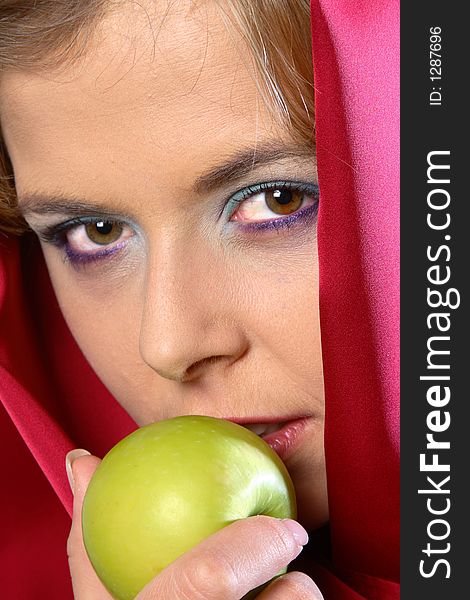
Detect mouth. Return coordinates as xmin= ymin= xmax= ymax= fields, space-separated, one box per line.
xmin=224 ymin=416 xmax=311 ymax=461
xmin=241 ymin=422 xmax=288 ymax=438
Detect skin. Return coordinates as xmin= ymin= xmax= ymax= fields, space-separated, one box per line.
xmin=0 ymin=1 xmax=326 ymax=597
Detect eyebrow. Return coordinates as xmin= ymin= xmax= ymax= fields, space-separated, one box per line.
xmin=18 ymin=142 xmax=315 ymax=217
xmin=193 ymin=143 xmax=315 ymax=194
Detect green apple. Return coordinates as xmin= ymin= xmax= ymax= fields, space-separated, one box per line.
xmin=82 ymin=415 xmax=296 ymax=600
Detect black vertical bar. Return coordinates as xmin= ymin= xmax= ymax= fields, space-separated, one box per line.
xmin=401 ymin=4 xmax=468 ymax=598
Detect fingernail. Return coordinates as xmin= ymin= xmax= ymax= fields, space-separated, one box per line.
xmin=65 ymin=449 xmax=91 ymax=494
xmin=282 ymin=519 xmax=309 ymax=547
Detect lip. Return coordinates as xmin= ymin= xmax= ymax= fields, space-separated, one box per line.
xmin=224 ymin=416 xmax=311 ymax=462
xmin=261 ymin=418 xmax=310 ymax=461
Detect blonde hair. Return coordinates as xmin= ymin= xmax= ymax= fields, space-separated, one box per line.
xmin=0 ymin=0 xmax=314 ymax=234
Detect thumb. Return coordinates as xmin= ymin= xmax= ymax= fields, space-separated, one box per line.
xmin=66 ymin=450 xmax=111 ymax=599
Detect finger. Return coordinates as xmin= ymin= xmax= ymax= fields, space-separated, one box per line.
xmin=255 ymin=571 xmax=324 ymax=599
xmin=66 ymin=450 xmax=112 ymax=599
xmin=136 ymin=515 xmax=309 ymax=600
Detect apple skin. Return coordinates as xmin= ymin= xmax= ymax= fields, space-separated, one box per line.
xmin=82 ymin=415 xmax=297 ymax=600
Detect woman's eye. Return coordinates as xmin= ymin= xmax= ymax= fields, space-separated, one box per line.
xmin=68 ymin=220 xmax=127 ymax=249
xmin=58 ymin=219 xmax=134 ymax=262
xmin=229 ymin=185 xmax=317 ymax=224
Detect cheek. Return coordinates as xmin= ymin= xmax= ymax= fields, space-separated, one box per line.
xmin=241 ymin=257 xmax=321 ymax=375
xmin=41 ymin=238 xmax=322 ymax=420
xmin=43 ymin=249 xmax=144 ymax=383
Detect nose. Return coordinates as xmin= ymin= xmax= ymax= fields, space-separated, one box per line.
xmin=139 ymin=240 xmax=248 ymax=383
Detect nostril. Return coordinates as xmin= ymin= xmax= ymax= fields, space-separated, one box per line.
xmin=183 ymin=355 xmax=228 ymax=381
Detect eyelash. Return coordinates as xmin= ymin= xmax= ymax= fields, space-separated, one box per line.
xmin=39 ymin=217 xmax=130 ymax=267
xmin=38 ymin=180 xmax=319 ymax=267
xmin=224 ymin=180 xmax=318 ymax=232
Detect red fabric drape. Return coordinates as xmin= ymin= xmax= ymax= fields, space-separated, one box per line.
xmin=1 ymin=232 xmax=136 ymax=598
xmin=0 ymin=2 xmax=399 ymax=597
xmin=311 ymin=0 xmax=400 ymax=594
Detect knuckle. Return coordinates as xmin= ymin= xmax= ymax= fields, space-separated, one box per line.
xmin=256 ymin=517 xmax=296 ymax=559
xmin=174 ymin=551 xmax=238 ymax=600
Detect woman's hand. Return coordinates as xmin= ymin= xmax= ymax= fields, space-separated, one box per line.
xmin=66 ymin=451 xmax=324 ymax=599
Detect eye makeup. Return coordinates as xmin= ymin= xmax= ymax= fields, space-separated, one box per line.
xmin=63 ymin=240 xmax=128 ymax=266
xmin=223 ymin=180 xmax=318 ymax=219
xmin=233 ymin=201 xmax=319 ymax=234
xmin=33 ymin=179 xmax=319 ymax=268
xmin=224 ymin=180 xmax=319 ymax=234
xmin=37 ymin=216 xmax=133 ymax=268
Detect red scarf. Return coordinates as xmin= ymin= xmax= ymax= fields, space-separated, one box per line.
xmin=0 ymin=1 xmax=399 ymax=597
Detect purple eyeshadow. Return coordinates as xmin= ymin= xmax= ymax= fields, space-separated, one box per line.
xmin=235 ymin=202 xmax=318 ymax=233
xmin=41 ymin=181 xmax=319 ymax=271
xmin=65 ymin=240 xmax=127 ymax=266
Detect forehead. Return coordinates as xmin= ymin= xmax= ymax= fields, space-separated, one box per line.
xmin=0 ymin=0 xmax=284 ymax=197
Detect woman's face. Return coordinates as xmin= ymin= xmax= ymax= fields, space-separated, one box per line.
xmin=0 ymin=1 xmax=327 ymax=529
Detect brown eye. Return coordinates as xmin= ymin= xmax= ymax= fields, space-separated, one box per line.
xmin=85 ymin=221 xmax=123 ymax=245
xmin=265 ymin=189 xmax=304 ymax=215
